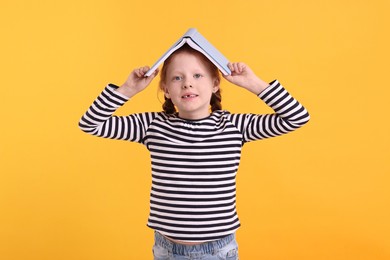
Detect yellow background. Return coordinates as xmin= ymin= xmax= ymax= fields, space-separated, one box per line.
xmin=1 ymin=0 xmax=389 ymax=259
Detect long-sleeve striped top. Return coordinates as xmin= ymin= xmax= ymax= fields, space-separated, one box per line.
xmin=79 ymin=80 xmax=310 ymax=242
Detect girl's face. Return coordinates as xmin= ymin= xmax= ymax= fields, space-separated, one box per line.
xmin=162 ymin=52 xmax=220 ymax=120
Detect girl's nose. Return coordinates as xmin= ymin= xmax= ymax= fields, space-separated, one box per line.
xmin=182 ymin=83 xmax=192 ymax=89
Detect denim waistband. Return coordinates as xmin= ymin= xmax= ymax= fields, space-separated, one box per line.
xmin=154 ymin=232 xmax=235 ymax=256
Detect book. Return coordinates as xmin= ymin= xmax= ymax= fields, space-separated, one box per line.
xmin=145 ymin=28 xmax=231 ymax=77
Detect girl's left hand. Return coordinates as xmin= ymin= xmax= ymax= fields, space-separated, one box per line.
xmin=223 ymin=62 xmax=269 ymax=95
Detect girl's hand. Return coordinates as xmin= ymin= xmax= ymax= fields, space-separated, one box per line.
xmin=117 ymin=66 xmax=159 ymax=98
xmin=223 ymin=62 xmax=269 ymax=95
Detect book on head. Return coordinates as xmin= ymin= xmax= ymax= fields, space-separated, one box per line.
xmin=145 ymin=28 xmax=231 ymax=77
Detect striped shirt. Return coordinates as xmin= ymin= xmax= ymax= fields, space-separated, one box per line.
xmin=79 ymin=80 xmax=310 ymax=242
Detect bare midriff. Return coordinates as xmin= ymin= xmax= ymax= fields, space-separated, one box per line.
xmin=163 ymin=234 xmax=204 ymax=245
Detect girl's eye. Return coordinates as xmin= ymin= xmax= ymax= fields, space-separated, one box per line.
xmin=194 ymin=73 xmax=202 ymax=79
xmin=173 ymin=76 xmax=182 ymax=81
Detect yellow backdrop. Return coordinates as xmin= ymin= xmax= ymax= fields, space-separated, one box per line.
xmin=1 ymin=0 xmax=389 ymax=259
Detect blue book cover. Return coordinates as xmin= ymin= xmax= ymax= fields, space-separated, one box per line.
xmin=145 ymin=28 xmax=231 ymax=77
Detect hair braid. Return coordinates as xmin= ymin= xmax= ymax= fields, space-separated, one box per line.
xmin=210 ymin=89 xmax=222 ymax=112
xmin=162 ymin=97 xmax=176 ymax=114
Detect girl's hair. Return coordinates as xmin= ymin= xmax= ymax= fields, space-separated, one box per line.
xmin=158 ymin=44 xmax=222 ymax=114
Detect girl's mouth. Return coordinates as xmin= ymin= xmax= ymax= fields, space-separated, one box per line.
xmin=181 ymin=94 xmax=198 ymax=99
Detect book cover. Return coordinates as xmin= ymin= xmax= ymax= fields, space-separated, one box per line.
xmin=145 ymin=28 xmax=231 ymax=77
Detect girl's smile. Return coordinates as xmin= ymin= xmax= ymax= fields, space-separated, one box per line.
xmin=181 ymin=92 xmax=199 ymax=99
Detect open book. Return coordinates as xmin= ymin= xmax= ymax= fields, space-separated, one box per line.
xmin=145 ymin=28 xmax=231 ymax=77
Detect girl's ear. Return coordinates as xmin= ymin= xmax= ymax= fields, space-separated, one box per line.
xmin=213 ymin=78 xmax=220 ymax=93
xmin=162 ymin=83 xmax=170 ymax=99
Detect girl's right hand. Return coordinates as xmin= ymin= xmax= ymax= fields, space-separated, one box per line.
xmin=116 ymin=66 xmax=159 ymax=98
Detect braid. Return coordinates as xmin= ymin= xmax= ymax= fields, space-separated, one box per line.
xmin=162 ymin=97 xmax=176 ymax=114
xmin=210 ymin=89 xmax=222 ymax=112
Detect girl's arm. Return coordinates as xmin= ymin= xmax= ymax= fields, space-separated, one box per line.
xmin=224 ymin=63 xmax=310 ymax=142
xmin=78 ymin=67 xmax=159 ymax=142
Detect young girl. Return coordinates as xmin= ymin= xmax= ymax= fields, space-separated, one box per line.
xmin=79 ymin=45 xmax=310 ymax=260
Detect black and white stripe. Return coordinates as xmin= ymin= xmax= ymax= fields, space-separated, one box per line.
xmin=79 ymin=80 xmax=310 ymax=242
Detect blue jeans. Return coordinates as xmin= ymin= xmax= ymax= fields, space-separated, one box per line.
xmin=152 ymin=232 xmax=239 ymax=260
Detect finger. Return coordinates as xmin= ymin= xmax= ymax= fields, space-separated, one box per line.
xmin=137 ymin=67 xmax=147 ymax=77
xmin=133 ymin=68 xmax=141 ymax=78
xmin=238 ymin=63 xmax=246 ymax=73
xmin=148 ymin=68 xmax=159 ymax=79
xmin=227 ymin=62 xmax=234 ymax=72
xmin=222 ymin=74 xmax=234 ymax=83
xmin=141 ymin=66 xmax=150 ymax=73
xmin=153 ymin=68 xmax=159 ymax=77
xmin=233 ymin=62 xmax=241 ymax=74
xmin=139 ymin=67 xmax=146 ymax=76
xmin=144 ymin=68 xmax=158 ymax=84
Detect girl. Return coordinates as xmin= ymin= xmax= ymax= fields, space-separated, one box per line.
xmin=79 ymin=45 xmax=310 ymax=259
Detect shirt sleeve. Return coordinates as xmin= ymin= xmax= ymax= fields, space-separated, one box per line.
xmin=78 ymin=84 xmax=158 ymax=143
xmin=229 ymin=80 xmax=310 ymax=143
